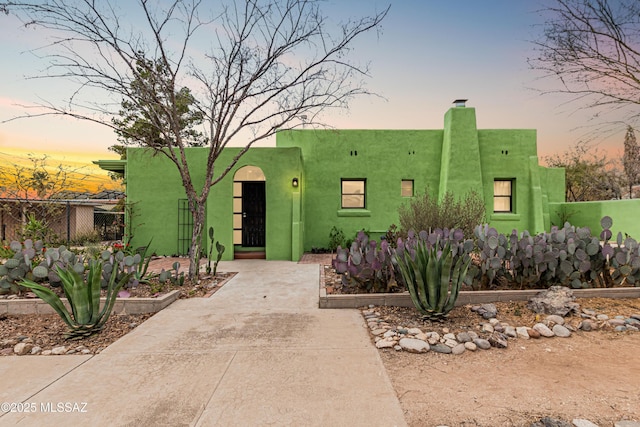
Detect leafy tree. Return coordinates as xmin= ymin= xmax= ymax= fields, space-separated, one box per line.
xmin=1 ymin=0 xmax=388 ymax=279
xmin=544 ymin=141 xmax=623 ymax=201
xmin=622 ymin=125 xmax=640 ymax=198
xmin=529 ymin=0 xmax=640 ymax=129
xmin=0 ymin=154 xmax=86 ymax=242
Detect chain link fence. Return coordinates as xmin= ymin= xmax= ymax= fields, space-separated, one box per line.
xmin=0 ymin=199 xmax=123 ymax=243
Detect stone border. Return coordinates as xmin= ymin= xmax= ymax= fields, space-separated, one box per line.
xmin=319 ymin=275 xmax=640 ymax=309
xmin=0 ymin=290 xmax=181 ymax=316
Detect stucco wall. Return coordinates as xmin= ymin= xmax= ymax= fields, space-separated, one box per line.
xmin=549 ymin=199 xmax=640 ymax=238
xmin=277 ymin=129 xmax=445 ymax=248
xmin=125 ymin=147 xmax=302 ymax=260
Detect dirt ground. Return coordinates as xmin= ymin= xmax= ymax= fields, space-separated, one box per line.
xmin=374 ymin=300 xmax=640 ymax=427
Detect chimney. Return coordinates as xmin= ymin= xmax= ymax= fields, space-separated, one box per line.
xmin=453 ymin=99 xmax=468 ymax=107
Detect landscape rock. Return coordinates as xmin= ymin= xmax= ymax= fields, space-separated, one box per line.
xmin=375 ymin=339 xmax=396 ymax=349
xmin=473 ymin=338 xmax=491 ymax=350
xmin=530 ymin=416 xmax=572 ymax=427
xmin=516 ymin=326 xmax=530 ymax=339
xmin=552 ymin=324 xmax=571 ymax=338
xmin=399 ymin=338 xmax=430 ymax=353
xmin=451 ymin=343 xmax=466 ymax=355
xmin=430 ymin=343 xmax=452 ymax=354
xmin=473 ymin=303 xmax=498 ymax=319
xmin=504 ymin=326 xmax=517 ymax=338
xmin=527 ymin=286 xmax=579 ymax=316
xmin=51 ymin=346 xmax=67 ymax=355
xmin=527 ymin=328 xmax=541 ymax=339
xmin=545 ymin=314 xmax=565 ymax=326
xmin=456 ymin=332 xmax=472 ymax=343
xmin=13 ymin=342 xmax=33 ymax=355
xmin=533 ymin=323 xmax=555 ymax=337
xmin=464 ymin=341 xmax=477 ymax=351
xmin=572 ymin=419 xmax=599 ymax=427
xmin=488 ymin=332 xmax=508 ymax=348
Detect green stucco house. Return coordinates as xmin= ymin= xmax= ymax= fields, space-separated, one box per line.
xmin=96 ymin=101 xmax=640 ymax=261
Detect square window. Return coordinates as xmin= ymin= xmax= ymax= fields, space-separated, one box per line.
xmin=401 ymin=180 xmax=414 ymax=197
xmin=341 ymin=179 xmax=365 ymax=208
xmin=494 ymin=180 xmax=513 ymax=213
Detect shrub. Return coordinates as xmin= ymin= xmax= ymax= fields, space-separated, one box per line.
xmin=328 ymin=226 xmax=346 ymax=252
xmin=398 ymin=189 xmax=486 ymax=239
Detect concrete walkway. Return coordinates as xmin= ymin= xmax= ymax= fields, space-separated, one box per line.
xmin=0 ymin=260 xmax=406 ymax=426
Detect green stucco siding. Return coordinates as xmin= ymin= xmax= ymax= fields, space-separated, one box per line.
xmin=277 ymin=129 xmax=444 ymax=249
xmin=106 ymin=105 xmax=573 ymax=262
xmin=550 ymin=199 xmax=640 ymax=238
xmin=125 ymin=147 xmax=302 ymax=260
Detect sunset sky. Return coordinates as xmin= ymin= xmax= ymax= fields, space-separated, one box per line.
xmin=0 ymin=0 xmax=630 ymax=193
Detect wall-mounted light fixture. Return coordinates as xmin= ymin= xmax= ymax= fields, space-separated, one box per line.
xmin=292 ymin=177 xmax=299 ymax=187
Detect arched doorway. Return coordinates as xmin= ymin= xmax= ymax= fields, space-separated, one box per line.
xmin=233 ymin=166 xmax=266 ymax=258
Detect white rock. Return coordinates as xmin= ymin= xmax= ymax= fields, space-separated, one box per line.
xmin=376 ymin=339 xmax=397 ymax=349
xmin=399 ymin=337 xmax=430 ymax=353
xmin=51 ymin=346 xmax=67 ymax=355
xmin=13 ymin=342 xmax=32 ymax=355
xmin=516 ymin=326 xmax=530 ymax=339
xmin=443 ymin=333 xmax=457 ymax=341
xmin=407 ymin=327 xmax=423 ymax=335
xmin=383 ymin=330 xmax=396 ymax=338
xmin=41 ymin=350 xmax=52 ymax=356
xmin=31 ymin=346 xmax=42 ymax=355
xmin=371 ymin=328 xmax=387 ymax=336
xmin=489 ymin=318 xmax=500 ymax=326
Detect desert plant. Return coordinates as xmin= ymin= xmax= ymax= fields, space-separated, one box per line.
xmin=332 ymin=230 xmax=397 ymax=293
xmin=394 ymin=234 xmax=471 ymax=320
xmin=99 ymin=241 xmax=154 ymax=289
xmin=398 ymin=189 xmax=486 ymax=239
xmin=206 ymin=227 xmax=225 ymax=276
xmin=19 ymin=213 xmax=56 ymax=243
xmin=19 ymin=258 xmax=132 ymax=340
xmin=158 ymin=261 xmax=185 ymax=286
xmin=328 ymin=226 xmax=346 ymax=252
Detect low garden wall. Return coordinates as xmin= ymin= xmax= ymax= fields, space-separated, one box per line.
xmin=0 ymin=290 xmax=180 ymax=316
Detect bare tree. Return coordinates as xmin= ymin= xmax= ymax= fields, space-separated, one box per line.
xmin=1 ymin=0 xmax=388 ymax=278
xmin=623 ymin=125 xmax=640 ymax=198
xmin=529 ymin=0 xmax=640 ymax=128
xmin=0 ymin=154 xmax=86 ymax=241
xmin=544 ymin=141 xmax=623 ymax=201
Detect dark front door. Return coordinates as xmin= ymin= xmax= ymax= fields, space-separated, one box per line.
xmin=242 ymin=182 xmax=265 ymax=247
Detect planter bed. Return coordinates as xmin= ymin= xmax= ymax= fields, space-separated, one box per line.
xmin=319 ymin=279 xmax=640 ymax=309
xmin=0 ymin=290 xmax=180 ymax=316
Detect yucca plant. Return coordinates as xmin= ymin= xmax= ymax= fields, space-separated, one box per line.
xmin=394 ymin=238 xmax=471 ymax=320
xmin=19 ymin=259 xmax=132 ymax=340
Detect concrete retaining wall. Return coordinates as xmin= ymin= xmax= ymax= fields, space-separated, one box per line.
xmin=0 ymin=290 xmax=180 ymax=316
xmin=319 ymin=287 xmax=640 ymax=309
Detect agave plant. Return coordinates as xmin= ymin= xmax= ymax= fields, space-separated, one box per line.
xmin=394 ymin=237 xmax=471 ymax=320
xmin=19 ymin=259 xmax=132 ymax=340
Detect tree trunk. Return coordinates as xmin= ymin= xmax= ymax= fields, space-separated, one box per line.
xmin=188 ymin=200 xmax=206 ymax=280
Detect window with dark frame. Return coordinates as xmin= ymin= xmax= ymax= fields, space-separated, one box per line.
xmin=493 ymin=179 xmax=513 ymax=213
xmin=341 ymin=179 xmax=365 ymax=208
xmin=401 ymin=180 xmax=414 ymax=197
